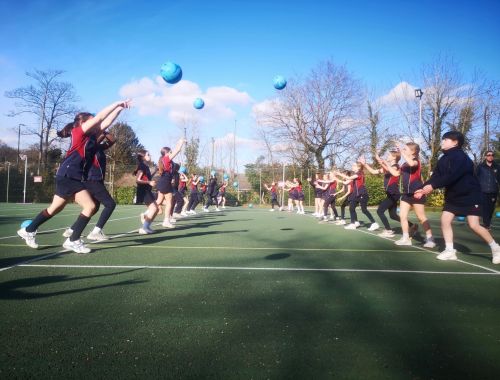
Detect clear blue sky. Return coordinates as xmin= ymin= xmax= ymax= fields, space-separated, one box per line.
xmin=1 ymin=0 xmax=499 ymax=168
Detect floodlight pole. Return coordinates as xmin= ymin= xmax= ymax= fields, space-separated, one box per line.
xmin=17 ymin=123 xmax=25 ymax=166
xmin=20 ymin=155 xmax=28 ymax=203
xmin=281 ymin=162 xmax=286 ymax=209
xmin=415 ymin=89 xmax=423 ymax=140
xmin=6 ymin=161 xmax=11 ymax=203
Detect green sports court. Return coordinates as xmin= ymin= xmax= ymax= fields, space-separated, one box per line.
xmin=1 ymin=203 xmax=499 ymax=379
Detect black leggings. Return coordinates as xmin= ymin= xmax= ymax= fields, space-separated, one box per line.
xmin=377 ymin=193 xmax=400 ymax=230
xmin=340 ymin=198 xmax=349 ymax=219
xmin=84 ymin=181 xmax=116 ymax=230
xmin=187 ymin=193 xmax=199 ymax=211
xmin=323 ymin=195 xmax=338 ymax=217
xmin=271 ymin=197 xmax=280 ymax=208
xmin=349 ymin=194 xmax=375 ymax=223
xmin=173 ymin=191 xmax=185 ymax=214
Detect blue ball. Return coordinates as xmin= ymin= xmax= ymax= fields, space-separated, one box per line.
xmin=210 ymin=170 xmax=216 ymax=177
xmin=248 ymin=203 xmax=253 ymax=208
xmin=193 ymin=98 xmax=205 ymax=109
xmin=273 ymin=75 xmax=287 ymax=90
xmin=179 ymin=166 xmax=187 ymax=174
xmin=223 ymin=174 xmax=229 ymax=180
xmin=457 ymin=216 xmax=465 ymax=221
xmin=20 ymin=219 xmax=32 ymax=229
xmin=199 ymin=175 xmax=205 ymax=183
xmin=160 ymin=61 xmax=182 ymax=84
xmin=496 ymin=211 xmax=500 ymax=218
xmin=233 ymin=181 xmax=238 ymax=188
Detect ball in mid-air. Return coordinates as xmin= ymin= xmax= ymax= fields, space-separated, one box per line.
xmin=193 ymin=98 xmax=205 ymax=109
xmin=273 ymin=75 xmax=287 ymax=90
xmin=160 ymin=61 xmax=182 ymax=84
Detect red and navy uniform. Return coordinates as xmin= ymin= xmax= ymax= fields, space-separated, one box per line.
xmin=135 ymin=162 xmax=155 ymax=205
xmin=80 ymin=142 xmax=116 ymax=230
xmin=55 ymin=125 xmax=95 ymax=198
xmin=187 ymin=180 xmax=200 ymax=211
xmin=218 ymin=184 xmax=227 ymax=197
xmin=323 ymin=180 xmax=338 ymax=217
xmin=349 ymin=170 xmax=375 ymax=224
xmin=296 ymin=184 xmax=305 ymax=201
xmin=269 ymin=185 xmax=280 ymax=208
xmin=377 ymin=164 xmax=401 ymax=230
xmin=401 ymin=160 xmax=425 ymax=204
xmin=157 ymin=155 xmax=173 ymax=194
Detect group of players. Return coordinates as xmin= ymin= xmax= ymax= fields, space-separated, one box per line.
xmin=16 ymin=100 xmax=228 ymax=254
xmin=15 ymin=101 xmax=500 ymax=264
xmin=265 ymin=133 xmax=500 ymax=264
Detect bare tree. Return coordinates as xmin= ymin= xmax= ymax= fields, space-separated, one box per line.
xmin=5 ymin=70 xmax=79 ymax=173
xmin=254 ymin=60 xmax=364 ymax=171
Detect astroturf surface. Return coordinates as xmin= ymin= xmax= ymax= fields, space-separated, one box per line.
xmin=1 ymin=203 xmax=499 ymax=379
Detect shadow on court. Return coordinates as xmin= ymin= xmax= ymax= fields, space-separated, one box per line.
xmin=0 ymin=268 xmax=146 ymax=300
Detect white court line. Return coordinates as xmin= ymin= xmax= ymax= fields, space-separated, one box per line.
xmin=0 ymin=214 xmax=145 ymax=241
xmin=311 ymin=214 xmax=500 ymax=274
xmin=16 ymin=263 xmax=500 ymax=276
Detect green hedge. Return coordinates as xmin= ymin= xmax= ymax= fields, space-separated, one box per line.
xmin=115 ymin=186 xmax=136 ymax=205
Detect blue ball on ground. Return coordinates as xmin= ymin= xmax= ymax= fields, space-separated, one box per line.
xmin=20 ymin=219 xmax=32 ymax=229
xmin=496 ymin=211 xmax=500 ymax=218
xmin=248 ymin=203 xmax=253 ymax=208
xmin=193 ymin=98 xmax=205 ymax=109
xmin=160 ymin=61 xmax=182 ymax=84
xmin=273 ymin=75 xmax=287 ymax=90
xmin=456 ymin=216 xmax=465 ymax=221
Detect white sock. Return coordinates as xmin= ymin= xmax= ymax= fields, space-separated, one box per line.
xmin=446 ymin=242 xmax=454 ymax=251
xmin=92 ymin=226 xmax=101 ymax=233
xmin=402 ymin=233 xmax=409 ymax=239
xmin=489 ymin=241 xmax=498 ymax=248
xmin=426 ymin=233 xmax=433 ymax=239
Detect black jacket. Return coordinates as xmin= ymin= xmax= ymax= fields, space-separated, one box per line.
xmin=425 ymin=147 xmax=481 ymax=206
xmin=476 ymin=161 xmax=499 ymax=194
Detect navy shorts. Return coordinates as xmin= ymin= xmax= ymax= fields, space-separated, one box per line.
xmin=401 ymin=194 xmax=426 ymax=205
xmin=136 ymin=185 xmax=156 ymax=205
xmin=297 ymin=192 xmax=305 ymax=201
xmin=157 ymin=175 xmax=173 ymax=194
xmin=443 ymin=202 xmax=482 ymax=217
xmin=55 ymin=176 xmax=86 ymax=199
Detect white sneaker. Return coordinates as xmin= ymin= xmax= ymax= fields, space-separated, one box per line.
xmin=378 ymin=230 xmax=395 ymax=238
xmin=491 ymin=244 xmax=500 ymax=264
xmin=162 ymin=222 xmax=175 ymax=228
xmin=423 ymin=238 xmax=436 ymax=248
xmin=437 ymin=248 xmax=457 ymax=261
xmin=395 ymin=237 xmax=412 ymax=246
xmin=173 ymin=213 xmax=182 ymax=219
xmin=222 ymin=206 xmax=226 ymax=209
xmin=181 ymin=211 xmax=189 ymax=217
xmin=62 ymin=228 xmax=73 ymax=238
xmin=138 ymin=227 xmax=153 ymax=235
xmin=203 ymin=208 xmax=210 ymax=213
xmin=354 ymin=221 xmax=360 ymax=227
xmin=368 ymin=222 xmax=380 ymax=231
xmin=17 ymin=228 xmax=39 ymax=249
xmin=215 ymin=207 xmax=221 ymax=212
xmin=279 ymin=207 xmax=283 ymax=211
xmin=190 ymin=210 xmax=197 ymax=215
xmin=335 ymin=219 xmax=346 ymax=225
xmin=344 ymin=223 xmax=358 ymax=230
xmin=329 ymin=215 xmax=335 ymax=220
xmin=87 ymin=230 xmax=109 ymax=241
xmin=63 ymin=238 xmax=91 ymax=254
xmin=269 ymin=209 xmax=275 ymax=212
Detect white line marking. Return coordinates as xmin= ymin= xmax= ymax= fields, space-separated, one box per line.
xmin=15 ymin=263 xmax=500 ymax=276
xmin=347 ymin=224 xmax=500 ymax=274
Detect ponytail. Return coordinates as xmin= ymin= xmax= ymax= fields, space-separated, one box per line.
xmin=57 ymin=112 xmax=94 ymax=138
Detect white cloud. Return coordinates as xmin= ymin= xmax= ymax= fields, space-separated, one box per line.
xmin=378 ymin=81 xmax=417 ymax=106
xmin=119 ymin=76 xmax=254 ymax=125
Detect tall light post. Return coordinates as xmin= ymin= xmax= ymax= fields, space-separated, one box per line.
xmin=6 ymin=161 xmax=11 ymax=203
xmin=17 ymin=123 xmax=25 ymax=166
xmin=415 ymin=89 xmax=423 ymax=140
xmin=20 ymin=154 xmax=28 ymax=203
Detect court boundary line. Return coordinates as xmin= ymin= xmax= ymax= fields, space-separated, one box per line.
xmin=15 ymin=263 xmax=500 ymax=276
